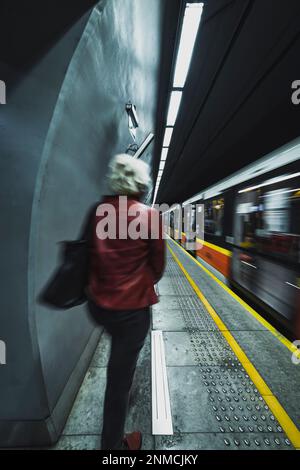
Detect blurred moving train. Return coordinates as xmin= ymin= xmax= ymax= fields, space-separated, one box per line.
xmin=164 ymin=139 xmax=300 ymax=336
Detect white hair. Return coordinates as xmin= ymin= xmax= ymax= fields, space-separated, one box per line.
xmin=108 ymin=154 xmax=151 ymax=196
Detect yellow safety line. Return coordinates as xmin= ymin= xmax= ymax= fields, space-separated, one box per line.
xmin=167 ymin=236 xmax=297 ymax=354
xmin=167 ymin=242 xmax=300 ymax=449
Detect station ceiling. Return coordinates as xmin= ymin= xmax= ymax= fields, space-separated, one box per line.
xmin=0 ymin=0 xmax=98 ymax=68
xmin=153 ymin=0 xmax=300 ymax=204
xmin=2 ymin=0 xmax=300 ymax=207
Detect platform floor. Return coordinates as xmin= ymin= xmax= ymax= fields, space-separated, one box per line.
xmin=52 ymin=238 xmax=300 ymax=450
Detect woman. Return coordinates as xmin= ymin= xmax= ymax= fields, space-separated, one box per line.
xmin=85 ymin=154 xmax=165 ymax=450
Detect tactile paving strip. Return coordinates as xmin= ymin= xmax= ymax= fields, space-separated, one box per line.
xmin=161 ymin=256 xmax=292 ymax=449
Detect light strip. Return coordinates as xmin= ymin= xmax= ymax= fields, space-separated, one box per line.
xmin=261 ymin=188 xmax=300 ymax=197
xmin=161 ymin=148 xmax=169 ymax=161
xmin=238 ymin=172 xmax=300 ymax=194
xmin=162 ymin=127 xmax=173 ymax=147
xmin=153 ymin=2 xmax=204 ymax=204
xmin=241 ymin=261 xmax=257 ymax=269
xmin=152 ymin=189 xmax=159 ymax=206
xmin=286 ymin=282 xmax=300 ymax=290
xmin=173 ymin=3 xmax=204 ymax=88
xmin=166 ymin=90 xmax=183 ymax=126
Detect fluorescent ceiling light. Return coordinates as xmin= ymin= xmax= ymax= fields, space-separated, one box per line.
xmin=159 ymin=161 xmax=165 ymax=171
xmin=166 ymin=90 xmax=183 ymax=126
xmin=239 ymin=172 xmax=300 ymax=194
xmin=261 ymin=188 xmax=300 ymax=197
xmin=158 ymin=170 xmax=163 ymax=177
xmin=173 ymin=3 xmax=204 ymax=88
xmin=163 ymin=128 xmax=173 ymax=147
xmin=161 ymin=148 xmax=169 ymax=161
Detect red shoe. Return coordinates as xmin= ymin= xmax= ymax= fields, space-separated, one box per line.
xmin=123 ymin=432 xmax=142 ymax=450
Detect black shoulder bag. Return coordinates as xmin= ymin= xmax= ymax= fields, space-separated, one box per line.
xmin=38 ymin=203 xmax=98 ymax=310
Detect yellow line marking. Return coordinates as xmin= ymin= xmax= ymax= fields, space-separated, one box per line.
xmin=180 ymin=232 xmax=232 ymax=257
xmin=167 ymin=235 xmax=297 ymax=354
xmin=167 ymin=242 xmax=300 ymax=449
xmin=263 ymin=396 xmax=300 ymax=447
xmin=196 ymin=237 xmax=232 ymax=257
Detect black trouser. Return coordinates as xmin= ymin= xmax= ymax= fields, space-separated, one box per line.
xmin=87 ymin=300 xmax=150 ymax=450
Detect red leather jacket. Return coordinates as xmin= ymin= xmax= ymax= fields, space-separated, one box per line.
xmin=87 ymin=196 xmax=165 ymax=310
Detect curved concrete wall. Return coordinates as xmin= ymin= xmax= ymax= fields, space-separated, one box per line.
xmin=0 ymin=0 xmax=163 ymax=446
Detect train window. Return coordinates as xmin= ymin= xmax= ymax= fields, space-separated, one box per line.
xmin=204 ymin=198 xmax=224 ymax=236
xmin=263 ymin=189 xmax=290 ymax=233
xmin=170 ymin=206 xmax=182 ymax=240
xmin=236 ymin=191 xmax=261 ymax=249
xmin=183 ymin=203 xmax=196 ymax=236
xmin=257 ymin=185 xmax=300 ymax=263
xmin=235 ymin=177 xmax=300 ymax=263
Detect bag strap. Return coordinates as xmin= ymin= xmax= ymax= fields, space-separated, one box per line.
xmin=79 ymin=202 xmax=100 ymax=243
